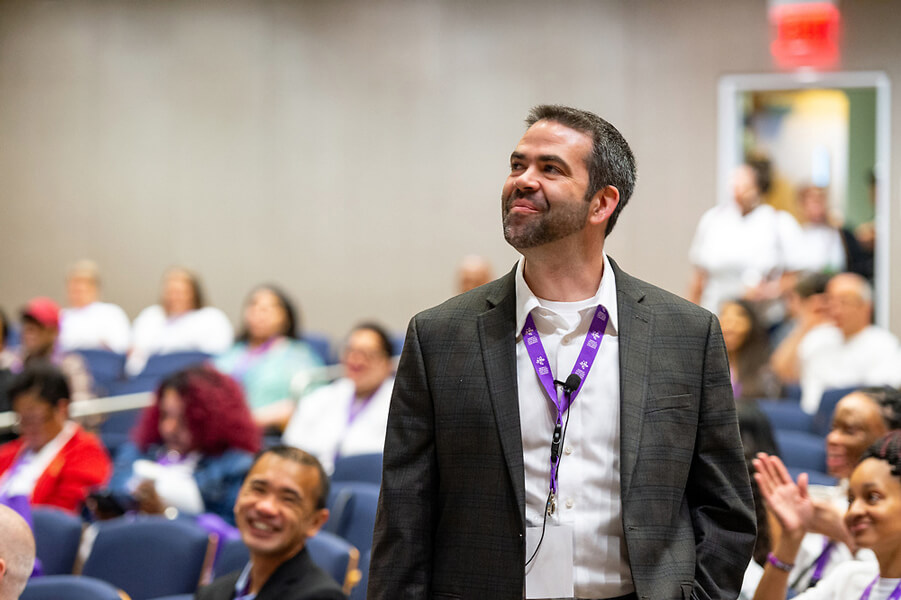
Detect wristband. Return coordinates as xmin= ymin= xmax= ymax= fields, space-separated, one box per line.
xmin=766 ymin=552 xmax=794 ymax=573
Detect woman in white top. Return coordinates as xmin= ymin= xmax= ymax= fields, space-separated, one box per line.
xmin=128 ymin=267 xmax=233 ymax=375
xmin=59 ymin=260 xmax=131 ymax=353
xmin=282 ymin=323 xmax=395 ymax=473
xmin=753 ymin=430 xmax=901 ymax=599
xmin=688 ymin=160 xmax=803 ymax=315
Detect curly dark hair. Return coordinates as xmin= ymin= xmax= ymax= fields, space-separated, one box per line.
xmin=860 ymin=430 xmax=901 ymax=478
xmin=132 ymin=365 xmax=260 ymax=455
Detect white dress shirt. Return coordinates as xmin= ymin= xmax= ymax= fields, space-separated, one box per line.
xmin=127 ymin=305 xmax=233 ymax=375
xmin=515 ymin=254 xmax=633 ymax=598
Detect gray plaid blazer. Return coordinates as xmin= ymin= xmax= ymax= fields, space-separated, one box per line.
xmin=368 ymin=258 xmax=755 ymax=600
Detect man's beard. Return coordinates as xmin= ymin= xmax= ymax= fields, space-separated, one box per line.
xmin=502 ymin=190 xmax=590 ymax=250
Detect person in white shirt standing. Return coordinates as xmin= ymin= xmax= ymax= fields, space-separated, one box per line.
xmin=59 ymin=260 xmax=131 ymax=354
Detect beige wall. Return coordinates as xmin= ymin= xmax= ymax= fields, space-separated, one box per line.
xmin=1 ymin=0 xmax=899 ymax=339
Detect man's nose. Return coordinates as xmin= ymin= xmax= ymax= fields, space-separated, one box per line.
xmin=514 ymin=165 xmax=540 ymax=192
xmin=255 ymin=494 xmax=278 ymax=515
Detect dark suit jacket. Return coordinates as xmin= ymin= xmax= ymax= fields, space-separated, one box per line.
xmin=368 ymin=258 xmax=756 ymax=600
xmin=195 ymin=547 xmax=346 ymax=600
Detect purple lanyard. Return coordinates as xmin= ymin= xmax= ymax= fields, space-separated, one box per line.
xmin=522 ymin=304 xmax=608 ymax=495
xmin=810 ymin=539 xmax=834 ymax=584
xmin=861 ymin=577 xmax=901 ymax=600
xmin=230 ymin=337 xmax=278 ymax=382
xmin=347 ymin=390 xmax=376 ymax=426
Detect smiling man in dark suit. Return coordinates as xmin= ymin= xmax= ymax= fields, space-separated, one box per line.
xmin=368 ymin=105 xmax=755 ymax=600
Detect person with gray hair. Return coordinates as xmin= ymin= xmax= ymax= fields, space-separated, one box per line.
xmin=789 ymin=272 xmax=901 ymax=413
xmin=0 ymin=504 xmax=35 ymax=600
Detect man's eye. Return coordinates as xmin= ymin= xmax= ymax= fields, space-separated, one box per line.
xmin=543 ymin=165 xmax=561 ymax=174
xmin=510 ymin=162 xmax=524 ymax=172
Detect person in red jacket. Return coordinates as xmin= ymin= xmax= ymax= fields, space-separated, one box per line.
xmin=0 ymin=363 xmax=111 ymax=512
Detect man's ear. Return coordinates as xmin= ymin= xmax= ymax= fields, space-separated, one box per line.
xmin=588 ymin=185 xmax=620 ymax=227
xmin=0 ymin=556 xmax=7 ymax=581
xmin=305 ymin=508 xmax=330 ymax=539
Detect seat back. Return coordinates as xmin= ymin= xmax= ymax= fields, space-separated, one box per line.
xmin=32 ymin=507 xmax=83 ymax=575
xmin=329 ymin=482 xmax=380 ymax=557
xmin=332 ymin=453 xmax=383 ymax=485
xmin=140 ymin=352 xmax=211 ymax=379
xmin=307 ymin=530 xmax=360 ymax=595
xmin=302 ymin=332 xmax=334 ymax=365
xmin=349 ymin=549 xmax=370 ymax=600
xmin=76 ymin=350 xmax=126 ymax=396
xmin=81 ymin=516 xmax=214 ymax=600
xmin=20 ymin=575 xmax=124 ymax=600
xmin=775 ymin=429 xmax=827 ymax=473
xmin=757 ymin=399 xmax=813 ymax=433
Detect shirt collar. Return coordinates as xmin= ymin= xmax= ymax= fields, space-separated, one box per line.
xmin=514 ymin=253 xmax=619 ymax=337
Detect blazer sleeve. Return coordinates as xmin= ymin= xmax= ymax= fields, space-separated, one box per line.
xmin=367 ymin=315 xmax=437 ymax=599
xmin=689 ymin=313 xmax=757 ymax=599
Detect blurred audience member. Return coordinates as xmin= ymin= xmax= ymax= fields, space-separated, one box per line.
xmin=13 ymin=298 xmax=92 ymax=404
xmin=770 ymin=272 xmax=831 ymax=349
xmin=774 ymin=273 xmax=900 ymax=413
xmin=108 ymin=366 xmax=260 ymax=525
xmin=794 ymin=186 xmax=845 ymax=274
xmin=283 ymin=323 xmax=394 ymax=473
xmin=196 ymin=446 xmax=344 ymax=600
xmin=0 ymin=364 xmax=111 ymax=513
xmin=689 ymin=160 xmax=803 ymax=315
xmin=128 ymin=267 xmax=233 ymax=375
xmin=0 ymin=504 xmax=35 ymax=600
xmin=0 ymin=309 xmax=14 ymax=415
xmin=58 ymin=260 xmax=131 ymax=354
xmin=457 ymin=255 xmax=494 ymax=294
xmin=215 ymin=285 xmax=322 ymax=431
xmin=719 ymin=300 xmax=780 ymax=400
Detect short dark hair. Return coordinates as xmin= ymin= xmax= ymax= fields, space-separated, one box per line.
xmin=238 ymin=284 xmax=301 ymax=342
xmin=525 ymin=105 xmax=636 ymax=236
xmin=860 ymin=430 xmax=901 ymax=478
xmin=252 ymin=445 xmax=330 ymax=510
xmin=746 ymin=158 xmax=772 ymax=196
xmin=351 ymin=322 xmax=394 ymax=357
xmin=7 ymin=363 xmax=71 ymax=408
xmin=795 ymin=271 xmax=831 ymax=299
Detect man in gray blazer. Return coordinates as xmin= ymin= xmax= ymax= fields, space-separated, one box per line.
xmin=369 ymin=105 xmax=755 ymax=600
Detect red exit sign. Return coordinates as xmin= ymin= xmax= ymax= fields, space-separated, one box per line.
xmin=770 ymin=2 xmax=841 ymax=69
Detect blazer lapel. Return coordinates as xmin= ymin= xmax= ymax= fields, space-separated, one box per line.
xmin=477 ymin=270 xmax=525 ymax=527
xmin=611 ymin=259 xmax=652 ymax=501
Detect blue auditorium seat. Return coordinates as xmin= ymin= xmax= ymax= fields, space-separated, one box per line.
xmin=21 ymin=575 xmax=124 ymax=600
xmin=327 ymin=482 xmax=380 ymax=557
xmin=775 ymin=429 xmax=827 ymax=474
xmin=332 ymin=453 xmax=383 ymax=485
xmin=81 ymin=516 xmax=213 ymax=600
xmin=812 ymin=386 xmax=860 ymax=437
xmin=757 ymin=399 xmax=813 ymax=433
xmin=32 ymin=507 xmax=83 ymax=575
xmin=75 ymin=349 xmax=126 ymax=396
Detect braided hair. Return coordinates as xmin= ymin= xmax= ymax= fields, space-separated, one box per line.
xmin=860 ymin=430 xmax=901 ymax=478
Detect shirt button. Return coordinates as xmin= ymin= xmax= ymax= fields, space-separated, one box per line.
xmin=564 ymin=446 xmax=573 ymax=455
xmin=565 ymin=498 xmax=574 ymax=509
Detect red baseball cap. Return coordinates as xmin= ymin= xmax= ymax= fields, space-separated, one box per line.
xmin=21 ymin=297 xmax=61 ymax=329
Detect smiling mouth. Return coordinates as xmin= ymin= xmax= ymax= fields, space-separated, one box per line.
xmin=246 ymin=518 xmax=279 ymax=534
